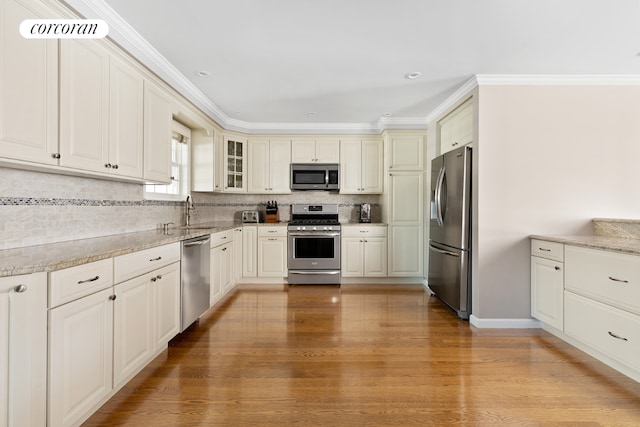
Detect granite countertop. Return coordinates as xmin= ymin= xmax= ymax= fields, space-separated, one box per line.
xmin=0 ymin=221 xmax=240 ymax=278
xmin=530 ymin=234 xmax=640 ymax=256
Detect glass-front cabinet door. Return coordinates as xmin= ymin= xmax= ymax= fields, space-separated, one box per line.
xmin=223 ymin=136 xmax=246 ymax=192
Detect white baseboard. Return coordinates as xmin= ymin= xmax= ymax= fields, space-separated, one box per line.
xmin=469 ymin=315 xmax=542 ymax=329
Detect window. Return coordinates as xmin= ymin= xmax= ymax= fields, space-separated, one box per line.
xmin=144 ymin=120 xmax=190 ymax=200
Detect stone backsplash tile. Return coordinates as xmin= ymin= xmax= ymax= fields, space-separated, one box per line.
xmin=1 ymin=168 xmax=382 ymax=250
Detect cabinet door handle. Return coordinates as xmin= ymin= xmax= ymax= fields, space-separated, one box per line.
xmin=109 ymin=295 xmax=117 ymax=301
xmin=608 ymin=331 xmax=628 ymax=341
xmin=608 ymin=276 xmax=629 ymax=284
xmin=554 ymin=266 xmax=560 ymax=271
xmin=14 ymin=284 xmax=27 ymax=293
xmin=78 ymin=275 xmax=100 ymax=284
xmin=149 ymin=256 xmax=162 ymax=262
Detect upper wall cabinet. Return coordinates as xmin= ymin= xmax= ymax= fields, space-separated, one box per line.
xmin=247 ymin=139 xmax=291 ymax=194
xmin=59 ymin=39 xmax=111 ymax=173
xmin=143 ymin=80 xmax=173 ymax=183
xmin=386 ymin=132 xmax=425 ymax=171
xmin=438 ymin=98 xmax=473 ymax=155
xmin=291 ymin=139 xmax=339 ymax=163
xmin=340 ymin=138 xmax=383 ymax=194
xmin=109 ymin=55 xmax=144 ymax=179
xmin=0 ymin=0 xmax=59 ymax=165
xmin=222 ymin=135 xmax=247 ymax=192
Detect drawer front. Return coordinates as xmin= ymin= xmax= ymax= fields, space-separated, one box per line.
xmin=342 ymin=226 xmax=387 ymax=237
xmin=565 ymin=291 xmax=640 ymax=373
xmin=49 ymin=258 xmax=113 ymax=307
xmin=258 ymin=226 xmax=287 ymax=237
xmin=565 ymin=245 xmax=640 ymax=315
xmin=114 ymin=243 xmax=180 ymax=284
xmin=211 ymin=229 xmax=234 ymax=248
xmin=530 ymin=239 xmax=564 ymax=262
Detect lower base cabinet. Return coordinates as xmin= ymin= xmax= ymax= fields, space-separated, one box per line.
xmin=211 ymin=240 xmax=233 ymax=306
xmin=113 ymin=261 xmax=180 ymax=388
xmin=258 ymin=226 xmax=287 ymax=277
xmin=1 ymin=273 xmax=47 ymax=427
xmin=48 ymin=288 xmax=114 ymax=427
xmin=342 ymin=226 xmax=387 ymax=277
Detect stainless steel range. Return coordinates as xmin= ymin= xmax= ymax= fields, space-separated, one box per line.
xmin=287 ymin=204 xmax=341 ymax=285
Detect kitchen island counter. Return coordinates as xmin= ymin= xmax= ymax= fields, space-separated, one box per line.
xmin=0 ymin=222 xmax=240 ymax=277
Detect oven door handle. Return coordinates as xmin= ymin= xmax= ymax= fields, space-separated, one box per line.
xmin=288 ymin=232 xmax=341 ymax=237
xmin=289 ymin=270 xmax=341 ymax=275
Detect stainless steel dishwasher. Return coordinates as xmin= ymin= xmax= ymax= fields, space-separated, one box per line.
xmin=181 ymin=235 xmax=211 ymax=332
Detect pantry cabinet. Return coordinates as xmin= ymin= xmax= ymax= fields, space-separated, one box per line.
xmin=341 ymin=226 xmax=387 ymax=277
xmin=0 ymin=0 xmax=59 ymax=166
xmin=386 ymin=132 xmax=424 ymax=170
xmin=340 ymin=138 xmax=383 ymax=194
xmin=247 ymin=138 xmax=291 ymax=193
xmin=387 ymin=172 xmax=423 ymax=276
xmin=291 ymin=138 xmax=340 ymax=163
xmin=0 ymin=272 xmax=47 ymax=427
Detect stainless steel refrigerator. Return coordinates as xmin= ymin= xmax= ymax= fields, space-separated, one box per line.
xmin=428 ymin=145 xmax=472 ymax=319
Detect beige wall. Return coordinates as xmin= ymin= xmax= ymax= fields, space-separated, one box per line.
xmin=474 ymin=84 xmax=640 ymax=319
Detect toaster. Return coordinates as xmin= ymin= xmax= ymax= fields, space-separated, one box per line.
xmin=242 ymin=210 xmax=259 ymax=223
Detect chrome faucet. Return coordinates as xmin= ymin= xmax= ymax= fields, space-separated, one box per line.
xmin=185 ymin=195 xmax=195 ymax=227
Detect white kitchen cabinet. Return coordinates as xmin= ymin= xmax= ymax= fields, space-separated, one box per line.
xmin=439 ymin=97 xmax=473 ymax=155
xmin=341 ymin=226 xmax=387 ymax=277
xmin=211 ymin=230 xmax=235 ymax=306
xmin=530 ymin=246 xmax=564 ymax=331
xmin=243 ymin=225 xmax=258 ymax=278
xmin=0 ymin=0 xmax=59 ymax=166
xmin=291 ymin=138 xmax=340 ymax=163
xmin=48 ymin=287 xmax=114 ymax=427
xmin=233 ymin=227 xmax=243 ymax=283
xmin=221 ymin=135 xmax=247 ymax=192
xmin=151 ymin=262 xmax=181 ymax=349
xmin=258 ymin=226 xmax=288 ymax=277
xmin=113 ymin=272 xmax=153 ymax=388
xmin=340 ymin=138 xmax=383 ymax=194
xmin=143 ymin=79 xmax=173 ymax=183
xmin=386 ymin=132 xmax=425 ymax=170
xmin=247 ymin=138 xmax=291 ymax=194
xmin=0 ymin=272 xmax=47 ymax=427
xmin=387 ymin=171 xmax=423 ymax=276
xmin=59 ymin=39 xmax=110 ymax=173
xmin=108 ymin=54 xmax=144 ymax=179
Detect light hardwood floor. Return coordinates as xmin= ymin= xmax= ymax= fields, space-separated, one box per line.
xmin=83 ymin=284 xmax=640 ymax=426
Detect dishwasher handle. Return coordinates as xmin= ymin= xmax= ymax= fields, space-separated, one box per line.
xmin=183 ymin=237 xmax=211 ymax=247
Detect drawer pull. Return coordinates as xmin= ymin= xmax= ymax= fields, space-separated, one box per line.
xmin=538 ymin=248 xmax=551 ymax=252
xmin=149 ymin=256 xmax=162 ymax=262
xmin=14 ymin=284 xmax=27 ymax=293
xmin=77 ymin=275 xmax=99 ymax=284
xmin=608 ymin=331 xmax=628 ymax=341
xmin=608 ymin=276 xmax=629 ymax=284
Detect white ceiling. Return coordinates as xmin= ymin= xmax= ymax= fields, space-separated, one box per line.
xmin=68 ymin=0 xmax=640 ymax=132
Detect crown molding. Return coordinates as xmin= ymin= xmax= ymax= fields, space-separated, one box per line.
xmin=424 ymin=76 xmax=479 ymax=125
xmin=475 ymin=74 xmax=640 ymax=86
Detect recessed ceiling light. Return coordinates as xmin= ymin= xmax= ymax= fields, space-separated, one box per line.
xmin=404 ymin=71 xmax=422 ymax=79
xmin=196 ymin=70 xmax=211 ymax=77
xmin=307 ymin=112 xmax=317 ymax=116
xmin=383 ymin=112 xmax=392 ymax=117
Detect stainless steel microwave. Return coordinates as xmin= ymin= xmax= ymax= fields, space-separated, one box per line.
xmin=290 ymin=163 xmax=339 ymax=191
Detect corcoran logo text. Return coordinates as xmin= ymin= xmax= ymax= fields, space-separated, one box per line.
xmin=20 ymin=19 xmax=109 ymax=39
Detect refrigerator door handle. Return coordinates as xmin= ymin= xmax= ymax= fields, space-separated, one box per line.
xmin=429 ymin=243 xmax=460 ymax=258
xmin=434 ymin=166 xmax=446 ymax=227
